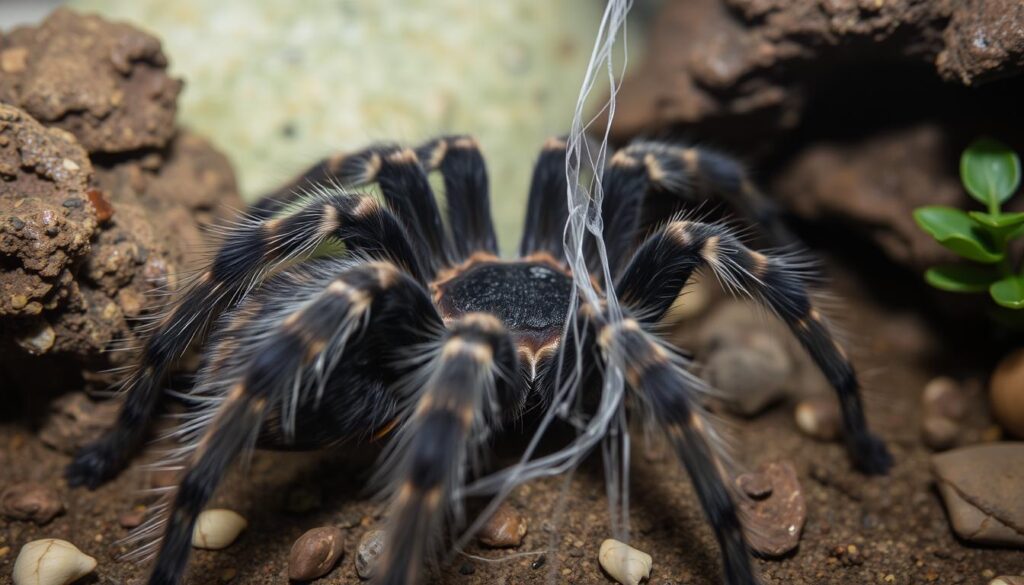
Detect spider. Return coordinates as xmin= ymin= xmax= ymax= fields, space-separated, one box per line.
xmin=64 ymin=135 xmax=892 ymax=585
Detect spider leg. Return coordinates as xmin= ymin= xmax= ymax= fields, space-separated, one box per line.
xmin=616 ymin=220 xmax=892 ymax=474
xmin=144 ymin=261 xmax=441 ymax=585
xmin=602 ymin=141 xmax=794 ymax=272
xmin=376 ymin=313 xmax=520 ymax=585
xmin=519 ymin=137 xmax=570 ymax=259
xmin=416 ymin=135 xmax=499 ymax=259
xmin=66 ymin=193 xmax=425 ymax=489
xmin=595 ymin=316 xmax=758 ymax=585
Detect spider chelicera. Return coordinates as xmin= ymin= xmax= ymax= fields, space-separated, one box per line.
xmin=65 ymin=135 xmax=891 ymax=585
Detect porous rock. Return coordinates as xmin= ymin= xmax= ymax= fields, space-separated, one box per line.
xmin=736 ymin=460 xmax=807 ymax=557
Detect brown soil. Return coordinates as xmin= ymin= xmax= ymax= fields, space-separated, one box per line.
xmin=1 ymin=263 xmax=1021 ymax=585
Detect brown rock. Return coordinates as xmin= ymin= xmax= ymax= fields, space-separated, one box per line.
xmin=922 ymin=416 xmax=961 ymax=451
xmin=288 ymin=526 xmax=345 ymax=581
xmin=735 ymin=461 xmax=806 ymax=557
xmin=991 ymin=349 xmax=1024 ymax=439
xmin=932 ymin=443 xmax=1024 ymax=546
xmin=704 ymin=332 xmax=792 ymax=416
xmin=38 ymin=392 xmax=120 ymax=454
xmin=794 ymin=396 xmax=842 ymax=441
xmin=923 ymin=377 xmax=968 ymax=421
xmin=119 ymin=507 xmax=147 ymax=529
xmin=477 ymin=503 xmax=528 ymax=548
xmin=1 ymin=482 xmax=64 ymax=525
xmin=0 ymin=8 xmax=180 ymax=153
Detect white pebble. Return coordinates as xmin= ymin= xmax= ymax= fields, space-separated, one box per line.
xmin=13 ymin=539 xmax=97 ymax=585
xmin=598 ymin=539 xmax=652 ymax=585
xmin=192 ymin=509 xmax=247 ymax=550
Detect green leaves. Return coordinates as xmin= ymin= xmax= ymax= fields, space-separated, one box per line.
xmin=990 ymin=276 xmax=1024 ymax=309
xmin=916 ymin=138 xmax=1024 ymax=313
xmin=961 ymin=138 xmax=1021 ymax=208
xmin=913 ymin=206 xmax=1002 ymax=263
xmin=925 ymin=265 xmax=1001 ymax=293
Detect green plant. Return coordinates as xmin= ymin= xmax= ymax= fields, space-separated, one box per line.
xmin=914 ymin=138 xmax=1024 ymax=309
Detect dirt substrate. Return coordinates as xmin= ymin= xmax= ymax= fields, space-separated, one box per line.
xmin=1 ymin=262 xmax=1021 ymax=585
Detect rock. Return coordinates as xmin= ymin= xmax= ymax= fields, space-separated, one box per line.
xmin=288 ymin=526 xmax=345 ymax=581
xmin=704 ymin=332 xmax=792 ymax=416
xmin=0 ymin=8 xmax=180 ymax=153
xmin=12 ymin=539 xmax=97 ymax=585
xmin=192 ymin=509 xmax=248 ymax=550
xmin=477 ymin=503 xmax=527 ymax=548
xmin=735 ymin=461 xmax=807 ymax=557
xmin=990 ymin=577 xmax=1024 ymax=585
xmin=932 ymin=443 xmax=1024 ymax=546
xmin=922 ymin=416 xmax=961 ymax=451
xmin=119 ymin=508 xmax=147 ymax=530
xmin=991 ymin=349 xmax=1024 ymax=439
xmin=598 ymin=539 xmax=652 ymax=585
xmin=355 ymin=529 xmax=386 ymax=580
xmin=38 ymin=392 xmax=120 ymax=454
xmin=923 ymin=377 xmax=968 ymax=421
xmin=794 ymin=396 xmax=842 ymax=441
xmin=606 ymin=0 xmax=1024 ymax=142
xmin=1 ymin=483 xmax=64 ymax=525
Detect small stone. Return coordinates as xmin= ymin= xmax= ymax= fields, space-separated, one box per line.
xmin=220 ymin=568 xmax=236 ymax=581
xmin=288 ymin=526 xmax=345 ymax=581
xmin=991 ymin=348 xmax=1024 ymax=439
xmin=192 ymin=509 xmax=247 ymax=550
xmin=119 ymin=507 xmax=147 ymax=529
xmin=16 ymin=322 xmax=55 ymax=355
xmin=86 ymin=189 xmax=114 ymax=223
xmin=990 ymin=577 xmax=1024 ymax=585
xmin=922 ymin=415 xmax=960 ymax=451
xmin=598 ymin=539 xmax=652 ymax=585
xmin=38 ymin=392 xmax=120 ymax=455
xmin=12 ymin=539 xmax=97 ymax=585
xmin=922 ymin=377 xmax=967 ymax=421
xmin=704 ymin=332 xmax=792 ymax=416
xmin=2 ymin=483 xmax=64 ymax=525
xmin=458 ymin=562 xmax=476 ymax=575
xmin=355 ymin=529 xmax=386 ymax=580
xmin=932 ymin=443 xmax=1024 ymax=546
xmin=794 ymin=396 xmax=842 ymax=441
xmin=531 ymin=554 xmax=547 ymax=569
xmin=477 ymin=503 xmax=527 ymax=548
xmin=735 ymin=461 xmax=806 ymax=557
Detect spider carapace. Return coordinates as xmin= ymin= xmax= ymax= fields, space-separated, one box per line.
xmin=65 ymin=135 xmax=891 ymax=585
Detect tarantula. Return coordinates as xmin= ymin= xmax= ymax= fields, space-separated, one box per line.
xmin=65 ymin=135 xmax=891 ymax=585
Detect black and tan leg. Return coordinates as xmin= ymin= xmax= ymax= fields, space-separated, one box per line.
xmin=595 ymin=317 xmax=758 ymax=585
xmin=66 ymin=194 xmax=426 ymax=489
xmin=519 ymin=137 xmax=570 ymax=259
xmin=375 ymin=313 xmax=521 ymax=585
xmin=602 ymin=141 xmax=794 ymax=272
xmin=615 ymin=220 xmax=892 ymax=474
xmin=416 ymin=135 xmax=499 ymax=260
xmin=145 ymin=261 xmax=442 ymax=585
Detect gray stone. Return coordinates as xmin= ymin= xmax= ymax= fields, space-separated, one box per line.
xmin=932 ymin=443 xmax=1024 ymax=546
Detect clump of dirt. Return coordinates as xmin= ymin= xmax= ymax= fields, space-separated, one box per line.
xmin=0 ymin=8 xmax=241 ymax=399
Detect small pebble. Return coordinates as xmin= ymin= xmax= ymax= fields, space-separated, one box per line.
xmin=119 ymin=506 xmax=147 ymax=529
xmin=13 ymin=539 xmax=97 ymax=585
xmin=355 ymin=529 xmax=386 ymax=580
xmin=922 ymin=377 xmax=967 ymax=420
xmin=2 ymin=483 xmax=64 ymax=525
xmin=192 ymin=509 xmax=247 ymax=550
xmin=736 ymin=460 xmax=807 ymax=557
xmin=922 ymin=415 xmax=960 ymax=451
xmin=794 ymin=396 xmax=841 ymax=441
xmin=599 ymin=539 xmax=652 ymax=585
xmin=991 ymin=348 xmax=1024 ymax=439
xmin=458 ymin=562 xmax=476 ymax=575
xmin=990 ymin=577 xmax=1024 ymax=585
xmin=288 ymin=526 xmax=345 ymax=581
xmin=704 ymin=332 xmax=792 ymax=416
xmin=477 ymin=503 xmax=527 ymax=548
xmin=530 ymin=554 xmax=547 ymax=569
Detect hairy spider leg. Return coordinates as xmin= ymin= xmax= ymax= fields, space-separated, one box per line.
xmin=616 ymin=219 xmax=892 ymax=474
xmin=376 ymin=313 xmax=521 ymax=585
xmin=65 ymin=194 xmax=425 ymax=489
xmin=519 ymin=137 xmax=571 ymax=259
xmin=416 ymin=135 xmax=500 ymax=260
xmin=601 ymin=141 xmax=795 ymax=273
xmin=145 ymin=262 xmax=441 ymax=585
xmin=593 ymin=315 xmax=759 ymax=585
